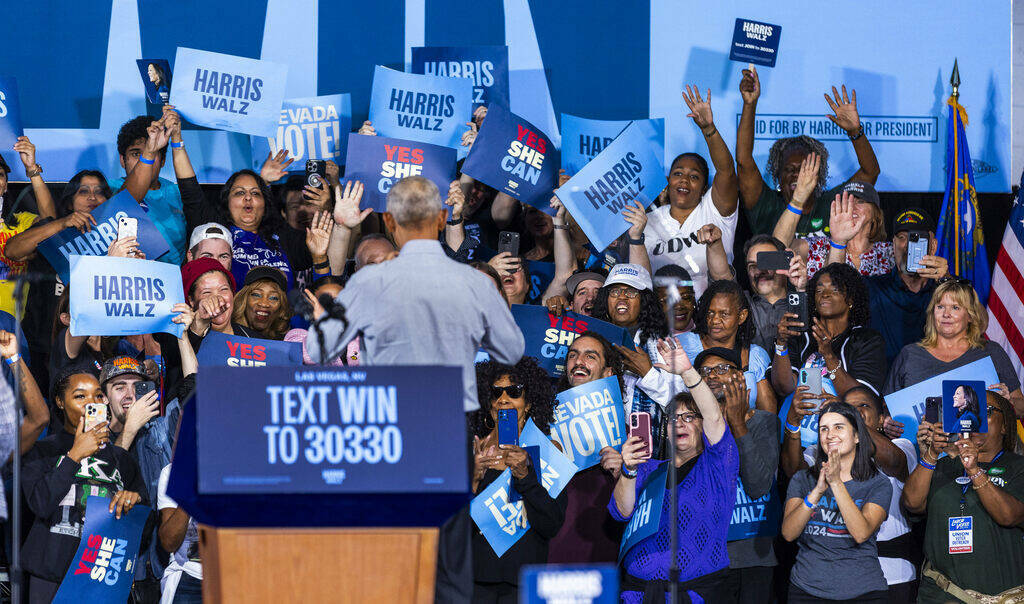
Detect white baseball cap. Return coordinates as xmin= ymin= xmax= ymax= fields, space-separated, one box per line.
xmin=188 ymin=222 xmax=233 ymax=251
xmin=604 ymin=263 xmax=653 ymax=292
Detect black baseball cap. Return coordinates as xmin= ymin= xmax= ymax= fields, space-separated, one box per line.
xmin=693 ymin=347 xmax=742 ymax=370
xmin=243 ymin=266 xmax=288 ymax=291
xmin=842 ymin=181 xmax=880 ymax=206
xmin=893 ymin=207 xmax=936 ymax=235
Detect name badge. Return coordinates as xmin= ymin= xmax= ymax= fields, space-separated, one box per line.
xmin=948 ymin=516 xmax=973 ymax=554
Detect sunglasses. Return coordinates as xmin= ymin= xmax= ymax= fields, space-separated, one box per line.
xmin=938 ymin=276 xmax=972 ymax=288
xmin=491 ymin=384 xmax=525 ymax=400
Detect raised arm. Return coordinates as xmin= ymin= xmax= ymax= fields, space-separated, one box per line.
xmin=683 ymin=85 xmax=737 ymax=216
xmin=330 ymin=181 xmax=370 ymax=275
xmin=736 ymin=66 xmax=764 ymax=210
xmin=444 ymin=180 xmax=467 ymax=253
xmin=4 ymin=211 xmax=96 ymax=261
xmin=901 ymin=421 xmax=947 ymax=513
xmin=772 ymin=153 xmax=820 ymax=248
xmin=161 ymin=106 xmax=196 ymax=180
xmin=623 ymin=200 xmax=651 ymax=274
xmin=491 ymin=193 xmax=518 ymax=229
xmin=654 ymin=338 xmax=726 ymax=444
xmin=0 ymin=331 xmax=48 ymax=456
xmin=822 ymin=191 xmax=865 ymax=266
xmin=123 ymin=119 xmax=169 ymax=203
xmin=825 ymin=85 xmax=879 ymax=185
xmin=14 ymin=137 xmax=56 ymax=219
xmin=541 ymin=193 xmax=577 ymax=301
xmin=695 ymin=224 xmax=732 ymax=281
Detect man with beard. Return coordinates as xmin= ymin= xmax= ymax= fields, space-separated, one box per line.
xmin=742 ymin=234 xmax=800 ymax=351
xmin=547 ymin=332 xmax=628 ymax=564
xmin=865 ymin=208 xmax=948 ymax=364
xmin=692 ymin=347 xmax=781 ymax=603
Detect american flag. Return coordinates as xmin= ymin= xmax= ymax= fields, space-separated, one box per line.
xmin=985 ymin=171 xmax=1024 ymax=443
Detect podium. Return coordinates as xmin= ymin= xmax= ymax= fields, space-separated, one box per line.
xmin=167 ymin=366 xmax=470 ymax=603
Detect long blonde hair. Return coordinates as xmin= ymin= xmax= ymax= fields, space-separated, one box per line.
xmin=920 ymin=280 xmax=987 ymax=349
xmin=232 ymin=279 xmax=291 ymax=340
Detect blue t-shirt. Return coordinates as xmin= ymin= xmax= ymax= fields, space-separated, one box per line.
xmin=229 ymin=227 xmax=293 ymax=290
xmin=676 ymin=332 xmax=769 ymax=409
xmin=109 ymin=176 xmax=185 ymax=265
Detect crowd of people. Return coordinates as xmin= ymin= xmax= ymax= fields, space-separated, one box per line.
xmin=0 ymin=62 xmax=1021 ymax=604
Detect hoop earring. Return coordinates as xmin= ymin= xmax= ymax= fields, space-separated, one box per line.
xmin=484 ymin=413 xmax=494 ymax=430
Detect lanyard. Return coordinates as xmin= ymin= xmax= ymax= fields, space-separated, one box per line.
xmin=958 ymin=449 xmax=1003 ymax=514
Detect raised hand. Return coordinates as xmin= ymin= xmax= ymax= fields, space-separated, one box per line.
xmin=682 ymin=85 xmax=715 ymax=132
xmin=488 ymin=251 xmax=521 ymax=276
xmin=303 ymin=181 xmax=331 ymax=207
xmin=823 ymin=448 xmax=843 ymax=485
xmin=325 ymin=160 xmax=340 ymax=187
xmin=123 ymin=390 xmax=160 ymax=437
xmin=305 ymin=210 xmax=334 ymax=258
xmin=549 ymin=195 xmax=567 ymax=224
xmin=544 ymin=295 xmax=567 ymax=317
xmin=195 ymin=294 xmax=229 ymax=332
xmin=170 ymin=302 xmax=194 ymax=335
xmin=615 ymin=344 xmax=654 ymax=377
xmin=781 ymin=249 xmax=808 ymax=291
xmin=259 ymin=150 xmax=294 ymax=183
xmin=824 ymin=85 xmax=861 ymax=134
xmin=956 ymin=436 xmax=980 ymax=473
xmin=332 ymin=181 xmax=371 ymax=229
xmin=791 ymin=152 xmax=820 ymax=207
xmin=445 ymin=180 xmax=465 ymax=219
xmin=653 ymin=337 xmax=694 ymax=374
xmin=502 ymin=445 xmax=531 ymax=479
xmin=880 ymin=416 xmax=905 ymax=439
xmin=916 ymin=254 xmax=948 ymax=281
xmin=144 ymin=120 xmax=170 ymax=155
xmin=722 ymin=374 xmax=750 ymax=424
xmin=695 ymin=223 xmax=722 ymax=245
xmin=472 ymin=105 xmax=488 ymax=126
xmin=739 ymin=66 xmax=761 ymax=105
xmin=622 ymin=200 xmax=648 ymax=239
xmin=828 ymin=191 xmax=864 ymax=245
xmin=13 ymin=136 xmax=37 ymax=171
xmin=776 ymin=312 xmax=804 ymax=345
xmin=0 ymin=330 xmax=19 ymax=359
xmin=358 ymin=120 xmax=377 ymax=136
xmin=460 ymin=121 xmax=479 ymax=149
xmin=161 ymin=105 xmax=183 ymax=141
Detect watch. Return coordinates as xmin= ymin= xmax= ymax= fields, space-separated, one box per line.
xmin=627 ymin=233 xmax=645 ymax=245
xmin=25 ymin=164 xmax=42 ymax=178
xmin=446 ymin=216 xmax=464 ymax=226
xmin=847 ymin=126 xmax=865 ymax=141
xmin=621 ymin=464 xmax=638 ymax=479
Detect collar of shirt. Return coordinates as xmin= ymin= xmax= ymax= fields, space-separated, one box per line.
xmin=750 ymin=292 xmax=787 ymax=309
xmin=399 ymin=239 xmax=445 ymax=256
xmin=887 ymin=268 xmax=936 ymax=296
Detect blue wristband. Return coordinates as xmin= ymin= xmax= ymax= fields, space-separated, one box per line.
xmin=803 ymin=496 xmax=815 ymax=510
xmin=829 ymin=239 xmax=847 ymax=250
xmin=138 ymin=156 xmax=155 ymax=165
xmin=918 ymin=458 xmax=936 ymax=470
xmin=786 ymin=204 xmax=803 ymax=216
xmin=170 ymin=141 xmax=184 ymax=148
xmin=785 ymin=421 xmax=800 ymax=433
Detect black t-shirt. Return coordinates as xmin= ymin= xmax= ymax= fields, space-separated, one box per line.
xmin=48 ymin=328 xmax=103 ymax=393
xmin=19 ymin=219 xmax=63 ymax=367
xmin=786 ymin=325 xmax=888 ymax=394
xmin=21 ymin=431 xmax=148 ymax=583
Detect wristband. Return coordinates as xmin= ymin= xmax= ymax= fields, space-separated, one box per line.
xmin=683 ymin=376 xmax=703 ymax=390
xmin=968 ymin=469 xmax=987 ymax=482
xmin=552 ymin=224 xmax=569 ymax=230
xmin=627 ymin=233 xmax=645 ymax=245
xmin=829 ymin=239 xmax=847 ymax=250
xmin=138 ymin=156 xmax=155 ymax=165
xmin=917 ymin=458 xmax=936 ymax=470
xmin=774 ymin=343 xmax=788 ymax=357
xmin=786 ymin=204 xmax=803 ymax=216
xmin=848 ymin=126 xmax=864 ymax=141
xmin=621 ymin=464 xmax=638 ymax=479
xmin=4 ymin=353 xmax=20 ymax=366
xmin=446 ymin=216 xmax=464 ymax=226
xmin=702 ymin=126 xmax=718 ymax=138
xmin=785 ymin=421 xmax=800 ymax=434
xmin=803 ymin=496 xmax=815 ymax=510
xmin=313 ymin=260 xmax=330 ymax=270
xmin=170 ymin=141 xmax=184 ymax=149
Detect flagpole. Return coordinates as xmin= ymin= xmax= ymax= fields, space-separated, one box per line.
xmin=951 ymin=59 xmax=961 ymax=275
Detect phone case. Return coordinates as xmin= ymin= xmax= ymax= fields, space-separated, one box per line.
xmin=788 ymin=291 xmax=808 ymax=332
xmin=134 ymin=381 xmax=157 ymax=399
xmin=497 ymin=409 xmax=519 ymax=447
xmin=800 ymin=368 xmax=822 ymax=396
xmin=629 ymin=412 xmax=652 ymax=459
xmin=497 ymin=231 xmax=521 ymax=258
xmin=907 ymin=233 xmax=928 ymax=273
xmin=83 ymin=403 xmax=107 ymax=432
xmin=117 ymin=216 xmax=138 ymax=240
xmin=756 ymin=250 xmax=794 ymax=271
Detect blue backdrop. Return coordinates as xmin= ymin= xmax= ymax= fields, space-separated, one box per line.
xmin=1 ymin=0 xmax=1011 ymax=192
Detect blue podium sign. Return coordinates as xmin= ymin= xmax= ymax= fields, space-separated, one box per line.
xmin=520 ymin=564 xmax=619 ymax=604
xmin=196 ymin=366 xmax=467 ymax=494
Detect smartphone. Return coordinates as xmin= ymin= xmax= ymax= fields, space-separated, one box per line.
xmin=799 ymin=368 xmax=823 ymax=398
xmin=906 ymin=231 xmax=928 ymax=273
xmin=497 ymin=408 xmax=519 ymax=447
xmin=787 ymin=291 xmax=808 ymax=332
xmin=628 ymin=412 xmax=653 ymax=459
xmin=134 ymin=380 xmax=157 ymax=401
xmin=83 ymin=402 xmax=108 ymax=433
xmin=924 ymin=396 xmax=942 ymax=424
xmin=756 ymin=250 xmax=795 ymax=272
xmin=116 ymin=216 xmax=138 ymax=241
xmin=305 ymin=159 xmax=326 ymax=189
xmin=497 ymin=231 xmax=521 ymax=259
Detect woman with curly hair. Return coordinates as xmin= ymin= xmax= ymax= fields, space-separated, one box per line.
xmin=736 ymin=65 xmax=880 ymax=238
xmin=231 ymin=266 xmax=292 ymax=340
xmin=677 ymin=279 xmax=776 ymax=412
xmin=469 ymin=356 xmax=565 ymax=602
xmin=772 ymin=263 xmax=887 ymax=405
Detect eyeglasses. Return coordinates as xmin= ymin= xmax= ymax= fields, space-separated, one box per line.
xmin=674 ymin=412 xmax=702 ymax=424
xmin=607 ymin=286 xmax=640 ymax=299
xmin=699 ymin=363 xmax=738 ymax=377
xmin=490 ymin=384 xmax=525 ymax=400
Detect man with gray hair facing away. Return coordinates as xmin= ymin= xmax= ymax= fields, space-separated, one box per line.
xmin=307 ymin=176 xmax=524 ymax=412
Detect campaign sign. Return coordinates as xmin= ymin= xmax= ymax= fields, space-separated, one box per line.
xmin=727 ymin=477 xmax=782 ymax=541
xmin=136 ymin=59 xmax=172 ymax=104
xmin=461 ymin=104 xmax=558 ymax=211
xmin=554 ymin=121 xmax=665 ymax=251
xmin=884 ymin=357 xmax=999 ymax=451
xmin=368 ymin=65 xmax=473 ymax=150
xmin=0 ymin=75 xmax=24 ymax=177
xmin=197 ymin=330 xmax=301 ymax=367
xmin=69 ymin=256 xmax=185 ymax=338
xmin=196 ymin=365 xmax=467 ymax=494
xmin=509 ymin=305 xmax=631 ymax=378
xmin=52 ymin=496 xmax=150 ymax=604
xmin=251 ymin=94 xmax=352 ymax=172
xmin=552 ymin=376 xmax=627 ymax=470
xmin=520 ymin=419 xmax=578 ymax=498
xmin=619 ymin=461 xmax=668 ymax=562
xmin=526 ymin=260 xmax=555 ymax=302
xmin=342 ymin=133 xmax=457 ymax=212
xmin=411 ymin=46 xmax=509 ymax=110
xmin=729 ymin=18 xmax=782 ymax=68
xmin=520 ymin=564 xmax=619 ymax=604
xmin=37 ymin=191 xmax=170 ymax=283
xmin=470 ymin=468 xmax=527 ymax=556
xmin=942 ymin=380 xmax=988 ymax=434
xmin=170 ymin=47 xmax=288 ymax=137
xmin=560 ymin=114 xmax=665 ymax=176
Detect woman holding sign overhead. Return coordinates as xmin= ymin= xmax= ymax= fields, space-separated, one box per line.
xmin=469 ymin=357 xmax=565 ymax=602
xmin=611 ymin=338 xmax=738 ymax=603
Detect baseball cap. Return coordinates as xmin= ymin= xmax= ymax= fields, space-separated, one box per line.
xmin=893 ymin=207 xmax=936 ymax=235
xmin=566 ymin=270 xmax=606 ymax=297
xmin=181 ymin=257 xmax=236 ymax=299
xmin=693 ymin=347 xmax=742 ymax=371
xmin=99 ymin=355 xmax=147 ymax=387
xmin=243 ymin=265 xmax=288 ymax=292
xmin=604 ymin=263 xmax=653 ymax=292
xmin=188 ymin=222 xmax=233 ymax=251
xmin=841 ymin=181 xmax=880 ymax=206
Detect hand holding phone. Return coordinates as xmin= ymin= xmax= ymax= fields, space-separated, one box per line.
xmin=906 ymin=231 xmax=928 ymax=273
xmin=497 ymin=408 xmax=519 ymax=448
xmin=756 ymin=250 xmax=794 ymax=272
xmin=787 ymin=291 xmax=809 ymax=333
xmin=497 ymin=231 xmax=521 ymax=259
xmin=628 ymin=412 xmax=652 ymax=459
xmin=134 ymin=380 xmax=158 ymax=401
xmin=83 ymin=402 xmax=108 ymax=432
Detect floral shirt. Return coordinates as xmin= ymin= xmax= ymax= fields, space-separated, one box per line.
xmin=806 ymin=237 xmax=894 ymax=279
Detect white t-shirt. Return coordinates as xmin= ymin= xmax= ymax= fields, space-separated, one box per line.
xmin=802 ymin=437 xmax=917 ymax=585
xmin=157 ymin=464 xmax=202 ymax=594
xmin=643 ymin=189 xmax=738 ymax=299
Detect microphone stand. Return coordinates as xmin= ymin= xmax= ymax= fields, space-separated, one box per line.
xmin=10 ymin=275 xmax=32 ymax=604
xmin=655 ymin=277 xmax=682 ymax=603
